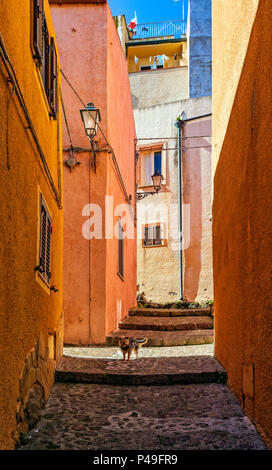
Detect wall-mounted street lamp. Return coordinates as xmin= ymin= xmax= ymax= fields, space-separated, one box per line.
xmin=80 ymin=102 xmax=101 ymax=138
xmin=79 ymin=102 xmax=101 ymax=172
xmin=137 ymin=170 xmax=163 ymax=200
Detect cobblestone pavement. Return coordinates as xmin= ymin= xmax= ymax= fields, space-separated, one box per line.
xmin=20 ymin=382 xmax=266 ymax=450
xmin=63 ymin=343 xmax=214 ymax=359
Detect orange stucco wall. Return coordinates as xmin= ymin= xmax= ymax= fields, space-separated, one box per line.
xmin=0 ymin=0 xmax=63 ymax=449
xmin=213 ymin=0 xmax=272 ymax=447
xmin=50 ymin=1 xmax=137 ymax=344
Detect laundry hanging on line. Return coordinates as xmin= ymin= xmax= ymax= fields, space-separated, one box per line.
xmin=149 ymin=55 xmax=170 ymax=68
xmin=128 ymin=11 xmax=138 ymax=30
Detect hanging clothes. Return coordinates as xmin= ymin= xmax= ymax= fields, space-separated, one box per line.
xmin=157 ymin=55 xmax=164 ymax=67
xmin=162 ymin=55 xmax=169 ymax=66
xmin=128 ymin=11 xmax=138 ymax=30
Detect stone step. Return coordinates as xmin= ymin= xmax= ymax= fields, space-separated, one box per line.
xmin=119 ymin=315 xmax=213 ymax=331
xmin=129 ymin=307 xmax=212 ymax=317
xmin=106 ymin=329 xmax=214 ymax=347
xmin=55 ymin=355 xmax=227 ymax=386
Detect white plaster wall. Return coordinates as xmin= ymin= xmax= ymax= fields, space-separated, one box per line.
xmin=136 ymin=101 xmax=181 ymax=303
xmin=129 ymin=67 xmax=189 ymax=109
xmin=135 ymin=97 xmax=212 ymax=303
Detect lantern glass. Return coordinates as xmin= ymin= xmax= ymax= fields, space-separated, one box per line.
xmin=80 ymin=103 xmax=101 ymax=137
xmin=151 ymin=170 xmax=163 ymax=192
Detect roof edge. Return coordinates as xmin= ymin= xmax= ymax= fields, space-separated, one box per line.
xmin=49 ymin=0 xmax=107 ymax=5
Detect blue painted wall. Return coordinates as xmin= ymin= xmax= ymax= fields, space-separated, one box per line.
xmin=188 ymin=0 xmax=212 ymax=98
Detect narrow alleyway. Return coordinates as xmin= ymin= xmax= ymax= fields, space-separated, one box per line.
xmin=19 ymin=345 xmax=266 ymax=451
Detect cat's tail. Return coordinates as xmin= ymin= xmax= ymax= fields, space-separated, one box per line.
xmin=135 ymin=337 xmax=148 ymax=345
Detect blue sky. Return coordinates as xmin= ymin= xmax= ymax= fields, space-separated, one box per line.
xmin=108 ymin=0 xmax=188 ymax=24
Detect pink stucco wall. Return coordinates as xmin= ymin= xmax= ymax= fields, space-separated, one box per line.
xmin=50 ymin=1 xmax=137 ymax=344
xmin=182 ymin=116 xmax=213 ymax=302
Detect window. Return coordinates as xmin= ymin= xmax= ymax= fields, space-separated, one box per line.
xmin=41 ymin=16 xmax=50 ymax=101
xmin=50 ymin=37 xmax=58 ymax=118
xmin=143 ymin=224 xmax=166 ymax=247
xmin=38 ymin=194 xmax=52 ymax=286
xmin=141 ymin=150 xmax=162 ymax=186
xmin=118 ymin=221 xmax=124 ymax=279
xmin=140 ymin=65 xmax=151 ymax=71
xmin=32 ymin=0 xmax=58 ymax=118
xmin=154 ymin=151 xmax=162 ymax=173
xmin=33 ymin=0 xmax=44 ymax=62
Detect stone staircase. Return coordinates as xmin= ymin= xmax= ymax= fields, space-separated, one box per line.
xmin=106 ymin=306 xmax=214 ymax=347
xmin=56 ymin=355 xmax=226 ymax=386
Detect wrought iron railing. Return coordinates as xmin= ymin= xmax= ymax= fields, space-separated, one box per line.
xmin=129 ymin=20 xmax=187 ymax=40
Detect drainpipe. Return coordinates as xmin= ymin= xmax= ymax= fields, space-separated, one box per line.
xmin=175 ymin=118 xmax=186 ymax=299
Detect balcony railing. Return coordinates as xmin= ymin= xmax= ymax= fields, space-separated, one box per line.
xmin=129 ymin=20 xmax=187 ymax=41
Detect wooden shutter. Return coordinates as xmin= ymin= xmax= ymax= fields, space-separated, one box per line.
xmin=154 ymin=225 xmax=162 ymax=245
xmin=33 ymin=0 xmax=44 ymax=62
xmin=144 ymin=226 xmax=153 ymax=246
xmin=143 ymin=225 xmax=162 ymax=246
xmin=41 ymin=17 xmax=50 ymax=100
xmin=46 ymin=216 xmax=52 ymax=283
xmin=141 ymin=153 xmax=153 ymax=186
xmin=39 ymin=195 xmax=52 ymax=286
xmin=40 ymin=204 xmax=47 ymax=274
xmin=118 ymin=222 xmax=124 ymax=278
xmin=50 ymin=38 xmax=58 ymax=118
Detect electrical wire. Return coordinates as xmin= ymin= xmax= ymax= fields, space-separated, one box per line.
xmin=60 ymin=69 xmax=132 ymax=206
xmin=0 ymin=32 xmax=62 ymax=208
xmin=136 ymin=136 xmax=212 ymax=140
xmin=6 ymin=80 xmax=15 ymax=170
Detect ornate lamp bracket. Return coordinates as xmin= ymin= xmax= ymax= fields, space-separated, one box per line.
xmin=65 ymin=147 xmax=81 ymax=172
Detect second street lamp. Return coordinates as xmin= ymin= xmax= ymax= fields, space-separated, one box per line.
xmin=151 ymin=170 xmax=163 ymax=193
xmin=137 ymin=170 xmax=163 ymax=200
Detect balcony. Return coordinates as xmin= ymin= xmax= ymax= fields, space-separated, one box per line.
xmin=128 ymin=20 xmax=187 ymax=41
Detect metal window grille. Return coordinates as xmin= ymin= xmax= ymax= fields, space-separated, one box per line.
xmin=133 ymin=20 xmax=187 ymax=40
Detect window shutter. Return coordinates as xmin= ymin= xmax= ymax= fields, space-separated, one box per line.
xmin=142 ymin=153 xmax=153 ymax=186
xmin=46 ymin=217 xmax=52 ymax=283
xmin=144 ymin=226 xmax=153 ymax=246
xmin=39 ymin=195 xmax=52 ymax=286
xmin=33 ymin=0 xmax=44 ymax=62
xmin=118 ymin=222 xmax=124 ymax=278
xmin=50 ymin=37 xmax=58 ymax=119
xmin=40 ymin=205 xmax=47 ymax=273
xmin=44 ymin=20 xmax=50 ymax=100
xmin=154 ymin=225 xmax=162 ymax=245
xmin=41 ymin=17 xmax=50 ymax=100
xmin=143 ymin=225 xmax=163 ymax=247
